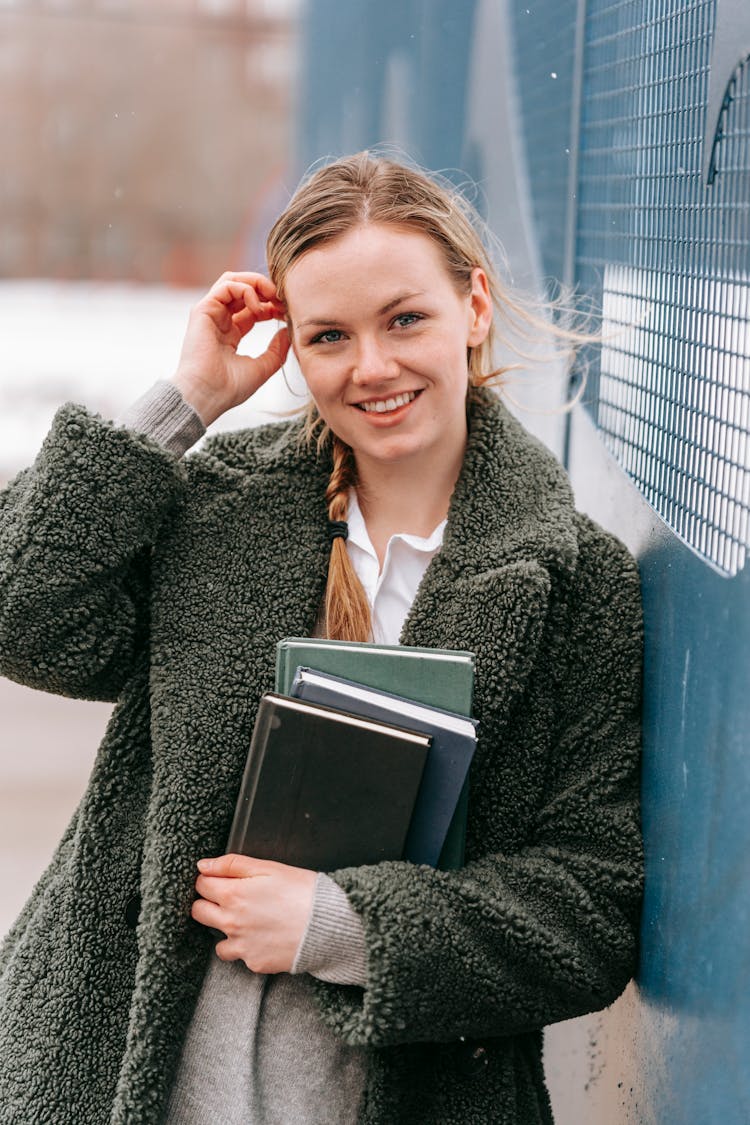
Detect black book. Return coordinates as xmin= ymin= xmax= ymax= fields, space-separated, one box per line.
xmin=226 ymin=693 xmax=432 ymax=871
xmin=289 ymin=668 xmax=477 ymax=867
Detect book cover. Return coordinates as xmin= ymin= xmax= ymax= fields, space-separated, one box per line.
xmin=276 ymin=638 xmax=474 ymax=715
xmin=226 ymin=693 xmax=431 ymax=871
xmin=290 ymin=667 xmax=477 ymax=867
xmin=275 ymin=638 xmax=475 ymax=868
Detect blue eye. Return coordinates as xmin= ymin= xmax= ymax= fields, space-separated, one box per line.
xmin=310 ymin=329 xmax=344 ymax=345
xmin=392 ymin=312 xmax=423 ymax=329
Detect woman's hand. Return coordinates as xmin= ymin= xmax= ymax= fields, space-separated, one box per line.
xmin=171 ymin=272 xmax=291 ymax=426
xmin=191 ymin=853 xmax=317 ymax=974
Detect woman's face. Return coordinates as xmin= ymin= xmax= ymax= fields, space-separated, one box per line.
xmin=284 ymin=223 xmax=491 ymax=476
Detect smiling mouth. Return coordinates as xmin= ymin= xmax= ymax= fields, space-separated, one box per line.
xmin=355 ymin=390 xmax=420 ymax=414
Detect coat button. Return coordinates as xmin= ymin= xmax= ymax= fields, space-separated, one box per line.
xmin=124 ymin=894 xmax=141 ymax=929
xmin=458 ymin=1043 xmax=489 ymax=1077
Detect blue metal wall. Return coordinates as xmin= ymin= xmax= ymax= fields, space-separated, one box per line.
xmin=295 ymin=1 xmax=750 ymax=1119
xmin=564 ymin=2 xmax=750 ymax=1119
xmin=295 ymin=0 xmax=479 ymax=178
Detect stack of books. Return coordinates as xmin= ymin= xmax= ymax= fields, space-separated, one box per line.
xmin=226 ymin=639 xmax=477 ymax=872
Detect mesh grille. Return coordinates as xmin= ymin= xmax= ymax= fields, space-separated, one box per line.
xmin=509 ymin=0 xmax=750 ymax=576
xmin=575 ymin=0 xmax=750 ymax=575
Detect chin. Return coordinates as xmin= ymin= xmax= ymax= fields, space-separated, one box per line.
xmin=359 ymin=437 xmax=427 ymax=464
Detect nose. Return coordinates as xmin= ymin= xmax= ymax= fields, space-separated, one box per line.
xmin=351 ymin=334 xmax=399 ymax=386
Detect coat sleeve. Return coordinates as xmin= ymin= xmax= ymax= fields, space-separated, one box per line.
xmin=0 ymin=403 xmax=186 ymax=702
xmin=313 ymin=523 xmax=643 ymax=1046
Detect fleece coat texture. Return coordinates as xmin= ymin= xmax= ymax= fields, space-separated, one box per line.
xmin=0 ymin=388 xmax=643 ymax=1125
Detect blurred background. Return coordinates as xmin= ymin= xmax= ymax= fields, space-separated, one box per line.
xmin=0 ymin=0 xmax=304 ymax=480
xmin=0 ymin=0 xmax=305 ymax=937
xmin=1 ymin=0 xmax=297 ymax=286
xmin=2 ymin=1 xmax=750 ymax=1122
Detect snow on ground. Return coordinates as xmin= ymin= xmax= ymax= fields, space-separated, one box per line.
xmin=0 ymin=279 xmax=310 ymax=480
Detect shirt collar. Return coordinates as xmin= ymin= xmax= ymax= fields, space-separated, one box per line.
xmin=346 ymin=490 xmax=446 ymax=561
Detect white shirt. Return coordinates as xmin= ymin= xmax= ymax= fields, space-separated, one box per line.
xmin=345 ymin=490 xmax=446 ymax=645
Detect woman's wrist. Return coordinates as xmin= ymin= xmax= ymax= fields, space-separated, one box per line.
xmin=291 ymin=873 xmax=368 ymax=986
xmin=168 ymin=372 xmax=224 ymax=427
xmin=118 ymin=380 xmax=206 ymax=457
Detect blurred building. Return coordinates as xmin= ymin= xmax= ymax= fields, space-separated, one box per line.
xmin=0 ymin=0 xmax=300 ymax=285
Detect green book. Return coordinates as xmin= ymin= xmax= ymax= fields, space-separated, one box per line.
xmin=275 ymin=638 xmax=475 ymax=868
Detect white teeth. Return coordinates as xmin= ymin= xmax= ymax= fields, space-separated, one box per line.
xmin=359 ymin=391 xmax=417 ymax=413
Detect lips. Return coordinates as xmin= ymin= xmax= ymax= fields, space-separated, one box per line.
xmin=354 ymin=390 xmax=420 ymax=414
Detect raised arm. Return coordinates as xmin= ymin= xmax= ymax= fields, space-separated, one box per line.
xmin=311 ymin=522 xmax=643 ymax=1046
xmin=0 ymin=273 xmax=290 ymax=704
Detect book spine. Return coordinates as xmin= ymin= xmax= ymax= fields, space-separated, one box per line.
xmin=274 ymin=645 xmax=289 ymax=697
xmin=226 ymin=697 xmax=275 ymax=855
xmin=437 ymin=778 xmax=469 ymax=870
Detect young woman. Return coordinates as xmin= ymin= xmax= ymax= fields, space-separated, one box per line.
xmin=0 ymin=154 xmax=643 ymax=1125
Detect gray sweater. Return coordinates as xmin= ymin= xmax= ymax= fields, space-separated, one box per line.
xmin=120 ymin=381 xmax=368 ymax=1125
xmin=165 ymin=893 xmax=367 ymax=1125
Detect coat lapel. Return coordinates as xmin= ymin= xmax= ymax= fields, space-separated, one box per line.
xmin=401 ymin=388 xmax=579 ymax=741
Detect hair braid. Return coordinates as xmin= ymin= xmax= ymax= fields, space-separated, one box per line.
xmin=324 ymin=437 xmax=372 ymax=642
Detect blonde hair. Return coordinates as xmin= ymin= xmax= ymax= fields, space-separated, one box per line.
xmin=266 ymin=152 xmax=588 ymax=641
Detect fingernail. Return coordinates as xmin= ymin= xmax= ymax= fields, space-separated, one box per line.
xmin=197 ymin=858 xmax=212 ymax=871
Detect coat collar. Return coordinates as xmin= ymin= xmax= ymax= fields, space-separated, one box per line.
xmin=205 ymin=388 xmax=580 ymax=695
xmin=439 ymin=386 xmax=578 ymax=578
xmin=207 ymin=386 xmax=579 ymax=583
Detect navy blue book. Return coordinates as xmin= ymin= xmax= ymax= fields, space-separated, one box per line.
xmin=289 ymin=667 xmax=478 ymax=867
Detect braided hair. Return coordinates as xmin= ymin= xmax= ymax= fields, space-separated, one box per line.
xmin=323 ymin=437 xmax=371 ymax=642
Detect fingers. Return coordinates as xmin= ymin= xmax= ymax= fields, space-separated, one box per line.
xmin=194 ymin=871 xmax=267 ymax=905
xmin=230 ymin=304 xmax=285 ymax=338
xmin=208 ymin=272 xmax=286 ymax=321
xmin=212 ymin=270 xmax=282 ymax=299
xmin=213 ymin=937 xmax=242 ymax=963
xmin=190 ymin=895 xmax=226 ymax=931
xmin=197 ymin=852 xmax=272 ymax=878
xmin=194 ymin=853 xmax=303 ymax=897
xmin=190 ymin=894 xmax=248 ymax=965
xmin=250 ymin=326 xmax=291 ymax=385
xmin=191 ymin=857 xmax=318 ymax=974
xmin=200 ymin=323 xmax=289 ymax=393
xmin=198 ymin=272 xmax=287 ymax=365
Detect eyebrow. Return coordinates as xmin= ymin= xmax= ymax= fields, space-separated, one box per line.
xmin=295 ymin=291 xmax=425 ymax=331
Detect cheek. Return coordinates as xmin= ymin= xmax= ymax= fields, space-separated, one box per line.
xmin=296 ymin=369 xmax=344 ymax=428
xmin=295 ymin=353 xmax=344 ymax=398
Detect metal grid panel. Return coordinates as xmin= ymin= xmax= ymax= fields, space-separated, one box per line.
xmin=575 ymin=0 xmax=750 ymax=575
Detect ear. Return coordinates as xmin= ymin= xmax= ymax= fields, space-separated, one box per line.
xmin=467 ymin=267 xmax=493 ymax=347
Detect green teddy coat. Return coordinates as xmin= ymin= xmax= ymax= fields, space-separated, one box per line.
xmin=0 ymin=387 xmax=643 ymax=1124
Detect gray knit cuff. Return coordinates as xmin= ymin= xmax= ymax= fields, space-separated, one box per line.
xmin=291 ymin=873 xmax=368 ymax=987
xmin=118 ymin=380 xmax=206 ymax=457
